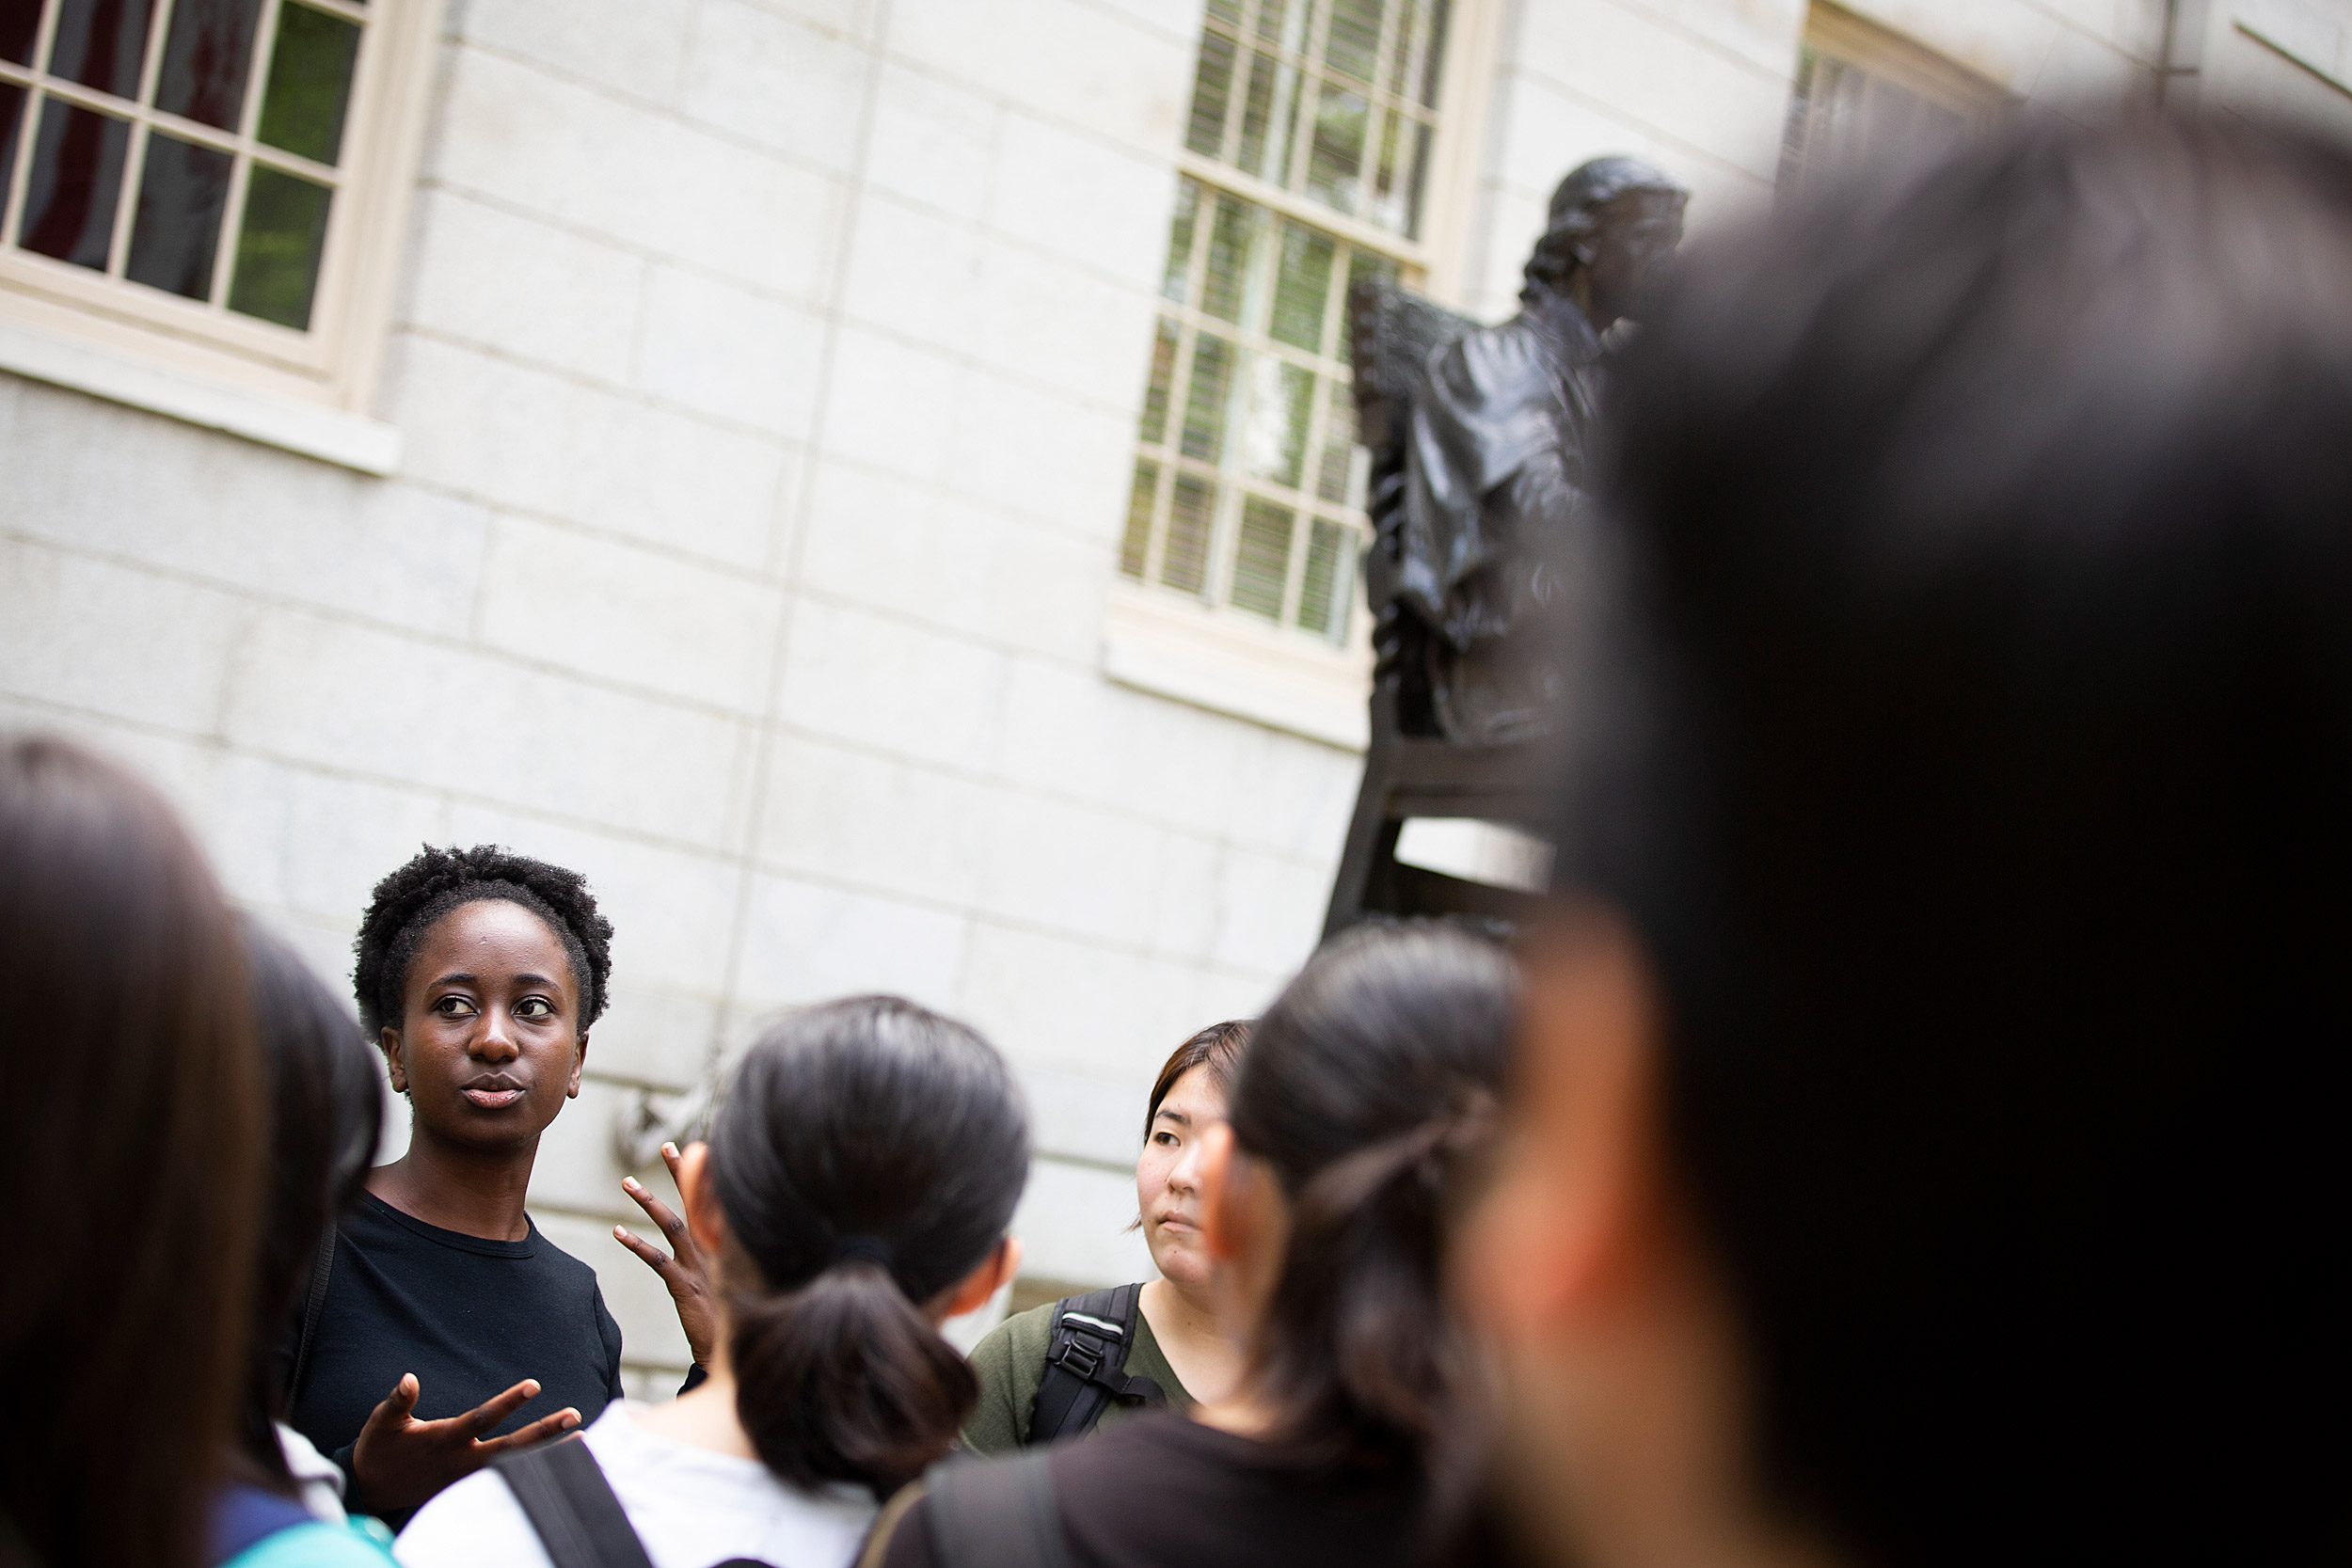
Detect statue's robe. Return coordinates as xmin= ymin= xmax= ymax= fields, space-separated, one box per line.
xmin=1396 ymin=282 xmax=1604 ymax=744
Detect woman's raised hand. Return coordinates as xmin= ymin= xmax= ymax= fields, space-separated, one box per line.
xmin=616 ymin=1140 xmax=717 ymax=1368
xmin=350 ymin=1372 xmax=580 ymax=1512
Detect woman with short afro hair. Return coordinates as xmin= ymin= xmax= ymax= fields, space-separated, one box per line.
xmin=284 ymin=845 xmax=626 ymax=1529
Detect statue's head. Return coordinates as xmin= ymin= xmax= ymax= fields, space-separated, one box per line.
xmin=1526 ymin=155 xmax=1691 ymax=328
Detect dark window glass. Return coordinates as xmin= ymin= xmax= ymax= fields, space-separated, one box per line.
xmin=1419 ymin=0 xmax=1450 ymax=106
xmin=1162 ymin=474 xmax=1215 ymax=594
xmin=1269 ymin=221 xmax=1333 ymax=351
xmin=22 ymin=98 xmax=131 ymax=268
xmin=1298 ymin=517 xmax=1351 ymax=637
xmin=1231 ymin=496 xmax=1293 ymax=618
xmin=1324 ymin=0 xmax=1382 ymax=85
xmin=1139 ymin=317 xmax=1177 ymax=445
xmin=228 ymin=162 xmax=328 ymax=326
xmin=157 ymin=0 xmax=265 ymax=130
xmin=1185 ymin=26 xmax=1233 ymax=161
xmin=126 ymin=131 xmax=230 ymax=298
xmin=3 ymin=1 xmax=40 ymax=65
xmin=0 ymin=83 xmax=24 ymax=214
xmin=1180 ymin=332 xmax=1233 ymax=463
xmin=257 ymin=1 xmax=358 ymax=166
xmin=1120 ymin=460 xmax=1157 ymax=578
xmin=48 ymin=0 xmax=153 ymax=100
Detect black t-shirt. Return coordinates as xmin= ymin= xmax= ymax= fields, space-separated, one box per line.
xmin=286 ymin=1191 xmax=624 ymax=1526
xmin=883 ymin=1412 xmax=1434 ymax=1568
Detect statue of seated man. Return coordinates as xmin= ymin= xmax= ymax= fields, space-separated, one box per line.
xmin=1361 ymin=156 xmax=1689 ymax=744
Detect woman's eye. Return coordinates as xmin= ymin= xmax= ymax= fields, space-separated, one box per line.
xmin=434 ymin=995 xmax=471 ymax=1015
xmin=516 ymin=997 xmax=552 ymax=1019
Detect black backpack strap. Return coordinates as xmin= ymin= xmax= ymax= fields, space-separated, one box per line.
xmin=287 ymin=1226 xmax=338 ymax=1402
xmin=491 ymin=1438 xmax=656 ymax=1568
xmin=923 ymin=1451 xmax=1069 ymax=1568
xmin=1025 ymin=1282 xmax=1166 ymax=1445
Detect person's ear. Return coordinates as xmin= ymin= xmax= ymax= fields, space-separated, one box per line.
xmin=1196 ymin=1121 xmax=1248 ymax=1262
xmin=933 ymin=1235 xmax=1024 ymax=1323
xmin=380 ymin=1026 xmax=408 ymax=1095
xmin=676 ymin=1142 xmax=728 ymax=1259
xmin=1455 ymin=905 xmax=1665 ymax=1337
xmin=567 ymin=1030 xmax=589 ymax=1098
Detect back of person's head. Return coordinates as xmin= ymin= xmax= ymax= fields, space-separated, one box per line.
xmin=1231 ymin=923 xmax=1515 ymax=1469
xmin=239 ymin=921 xmax=382 ymax=1484
xmin=0 ymin=736 xmax=261 ymax=1568
xmin=1561 ymin=115 xmax=2352 ymax=1565
xmin=708 ymin=996 xmax=1029 ymax=1499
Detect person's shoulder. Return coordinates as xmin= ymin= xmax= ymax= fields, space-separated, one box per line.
xmin=227 ymin=1522 xmax=401 ymax=1568
xmin=968 ymin=1299 xmax=1058 ymax=1371
xmin=389 ymin=1466 xmax=550 ymax=1568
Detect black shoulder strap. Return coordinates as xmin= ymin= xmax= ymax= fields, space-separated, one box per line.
xmin=1025 ymin=1282 xmax=1165 ymax=1446
xmin=287 ymin=1226 xmax=338 ymax=1402
xmin=492 ymin=1438 xmax=656 ymax=1568
xmin=923 ymin=1451 xmax=1069 ymax=1568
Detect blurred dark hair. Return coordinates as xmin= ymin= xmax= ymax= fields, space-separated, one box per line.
xmin=1561 ymin=116 xmax=2352 ymax=1566
xmin=1229 ymin=924 xmax=1515 ymax=1471
xmin=1139 ymin=1019 xmax=1251 ymax=1142
xmin=709 ymin=996 xmax=1029 ymax=1500
xmin=237 ymin=921 xmax=382 ymax=1490
xmin=0 ymin=736 xmax=261 ymax=1568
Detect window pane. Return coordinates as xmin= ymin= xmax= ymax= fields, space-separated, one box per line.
xmin=1184 ymin=26 xmax=1234 ymax=160
xmin=1138 ymin=317 xmax=1177 ymax=446
xmin=1200 ymin=193 xmax=1257 ymax=325
xmin=1242 ymin=354 xmax=1311 ymax=489
xmin=228 ymin=162 xmax=329 ymax=326
xmin=1269 ymin=220 xmax=1332 ymax=352
xmin=3 ymin=3 xmax=40 ymax=64
xmin=1384 ymin=0 xmax=1422 ymax=100
xmin=1306 ymin=82 xmax=1367 ymax=215
xmin=1162 ymin=473 xmax=1215 ymax=594
xmin=126 ymin=131 xmax=230 ymax=298
xmin=1403 ymin=120 xmax=1431 ymax=237
xmin=1256 ymin=0 xmax=1292 ymax=45
xmin=1231 ymin=496 xmax=1293 ymax=619
xmin=1235 ymin=47 xmax=1299 ymax=187
xmin=1345 ymin=244 xmax=1396 ymax=299
xmin=1161 ymin=178 xmax=1198 ymax=305
xmin=0 ymin=84 xmax=24 ymax=215
xmin=1205 ymin=0 xmax=1241 ymax=22
xmin=1418 ymin=0 xmax=1450 ymax=106
xmin=1180 ymin=332 xmax=1234 ymax=462
xmin=1317 ymin=375 xmax=1358 ymax=503
xmin=21 ymin=99 xmax=131 ymax=269
xmin=1324 ymin=0 xmax=1383 ymax=85
xmin=49 ymin=0 xmax=154 ymax=100
xmin=157 ymin=0 xmax=265 ymax=131
xmin=1298 ymin=517 xmax=1354 ymax=638
xmin=257 ymin=1 xmax=358 ymax=166
xmin=1120 ymin=460 xmax=1158 ymax=579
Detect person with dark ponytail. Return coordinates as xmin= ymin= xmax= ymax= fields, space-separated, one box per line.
xmin=392 ymin=995 xmax=1029 ymax=1568
xmin=871 ymin=923 xmax=1516 ymax=1568
xmin=284 ymin=846 xmax=624 ymax=1528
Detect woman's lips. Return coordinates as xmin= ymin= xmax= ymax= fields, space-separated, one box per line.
xmin=1155 ymin=1213 xmax=1198 ymax=1233
xmin=462 ymin=1086 xmax=526 ymax=1109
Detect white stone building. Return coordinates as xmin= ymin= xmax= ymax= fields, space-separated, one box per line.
xmin=4 ymin=0 xmax=2346 ymax=1396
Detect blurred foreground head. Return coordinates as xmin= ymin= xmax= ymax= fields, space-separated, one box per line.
xmin=1462 ymin=117 xmax=2350 ymax=1568
xmin=0 ymin=737 xmax=261 ymax=1568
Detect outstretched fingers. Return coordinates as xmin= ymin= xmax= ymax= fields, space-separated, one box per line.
xmin=476 ymin=1406 xmax=583 ymax=1453
xmin=457 ymin=1377 xmax=542 ymax=1436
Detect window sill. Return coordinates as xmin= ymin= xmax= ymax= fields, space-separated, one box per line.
xmin=0 ymin=318 xmax=401 ymax=476
xmin=1101 ymin=581 xmax=1371 ymax=751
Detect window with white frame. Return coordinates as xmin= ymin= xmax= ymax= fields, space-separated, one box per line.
xmin=1119 ymin=0 xmax=1456 ymax=651
xmin=0 ymin=0 xmax=437 ymax=460
xmin=1780 ymin=3 xmax=2005 ymax=189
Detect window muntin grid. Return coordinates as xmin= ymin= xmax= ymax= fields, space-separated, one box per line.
xmin=1123 ymin=0 xmax=1452 ymax=649
xmin=0 ymin=0 xmax=369 ymax=333
xmin=1186 ymin=0 xmax=1449 ymax=241
xmin=1120 ymin=174 xmax=1398 ymax=643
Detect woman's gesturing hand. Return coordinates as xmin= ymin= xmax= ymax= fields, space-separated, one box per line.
xmin=350 ymin=1372 xmax=580 ymax=1512
xmin=615 ymin=1141 xmax=716 ymax=1368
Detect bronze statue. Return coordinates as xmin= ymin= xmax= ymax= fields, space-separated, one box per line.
xmin=1326 ymin=156 xmax=1689 ymax=933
